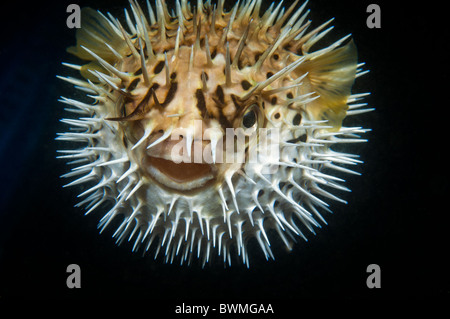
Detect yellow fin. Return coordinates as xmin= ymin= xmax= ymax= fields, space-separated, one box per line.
xmin=79 ymin=61 xmax=109 ymax=83
xmin=67 ymin=7 xmax=129 ymax=63
xmin=300 ymin=39 xmax=358 ymax=130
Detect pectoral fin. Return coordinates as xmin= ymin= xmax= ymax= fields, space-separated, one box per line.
xmin=299 ymin=39 xmax=358 ymax=130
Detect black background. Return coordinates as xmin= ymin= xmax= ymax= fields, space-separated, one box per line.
xmin=0 ymin=0 xmax=447 ymax=306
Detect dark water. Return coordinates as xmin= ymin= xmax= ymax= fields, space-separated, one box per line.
xmin=0 ymin=0 xmax=447 ymax=304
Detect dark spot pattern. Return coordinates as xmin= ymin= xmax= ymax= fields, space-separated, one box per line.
xmin=153 ymin=61 xmax=165 ymax=74
xmin=195 ymin=89 xmax=207 ymax=118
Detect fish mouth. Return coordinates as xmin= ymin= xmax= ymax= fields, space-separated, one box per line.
xmin=144 ymin=156 xmax=216 ymax=192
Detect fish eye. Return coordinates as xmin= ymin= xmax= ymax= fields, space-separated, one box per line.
xmin=242 ymin=104 xmax=258 ymax=129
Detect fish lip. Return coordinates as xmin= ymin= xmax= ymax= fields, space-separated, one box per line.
xmin=144 ymin=155 xmax=217 ymax=192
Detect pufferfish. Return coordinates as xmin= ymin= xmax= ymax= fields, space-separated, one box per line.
xmin=57 ymin=0 xmax=372 ymax=267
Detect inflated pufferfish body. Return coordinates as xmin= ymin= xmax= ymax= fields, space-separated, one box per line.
xmin=57 ymin=0 xmax=371 ymax=266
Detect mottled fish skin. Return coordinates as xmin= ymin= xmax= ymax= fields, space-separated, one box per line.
xmin=57 ymin=0 xmax=372 ymax=266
